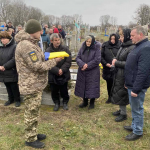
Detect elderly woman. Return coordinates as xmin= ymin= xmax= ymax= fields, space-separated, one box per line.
xmin=75 ymin=35 xmax=101 ymax=109
xmin=110 ymin=29 xmax=135 ymax=122
xmin=101 ymin=34 xmax=120 ymax=103
xmin=0 ymin=31 xmax=21 ymax=107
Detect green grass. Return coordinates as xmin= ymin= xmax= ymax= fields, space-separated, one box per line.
xmin=0 ymin=77 xmax=150 ymax=150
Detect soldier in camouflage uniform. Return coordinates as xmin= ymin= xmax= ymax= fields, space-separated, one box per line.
xmin=15 ymin=19 xmax=62 ymax=149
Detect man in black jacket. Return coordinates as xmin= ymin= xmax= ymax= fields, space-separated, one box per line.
xmin=58 ymin=25 xmax=66 ymax=39
xmin=46 ymin=33 xmax=72 ymax=111
xmin=6 ymin=22 xmax=15 ymax=37
xmin=124 ymin=26 xmax=150 ymax=141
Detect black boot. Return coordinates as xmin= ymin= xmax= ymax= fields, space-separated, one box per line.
xmin=63 ymin=103 xmax=69 ymax=110
xmin=79 ymin=98 xmax=88 ymax=108
xmin=25 ymin=140 xmax=45 ymax=148
xmin=125 ymin=133 xmax=143 ymax=141
xmin=124 ymin=126 xmax=133 ymax=132
xmin=112 ymin=110 xmax=121 ymax=116
xmin=53 ymin=103 xmax=60 ymax=111
xmin=15 ymin=101 xmax=21 ymax=107
xmin=15 ymin=96 xmax=21 ymax=107
xmin=4 ymin=100 xmax=14 ymax=106
xmin=88 ymin=98 xmax=95 ymax=110
xmin=115 ymin=114 xmax=127 ymax=122
xmin=37 ymin=134 xmax=46 ymax=141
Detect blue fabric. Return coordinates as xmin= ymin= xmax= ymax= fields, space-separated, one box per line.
xmin=125 ymin=38 xmax=150 ymax=94
xmin=44 ymin=52 xmax=50 ymax=61
xmin=128 ymin=88 xmax=147 ymax=135
xmin=41 ymin=34 xmax=50 ymax=45
xmin=0 ymin=25 xmax=5 ymax=31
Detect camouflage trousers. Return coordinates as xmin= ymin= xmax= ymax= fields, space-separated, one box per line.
xmin=24 ymin=92 xmax=42 ymax=142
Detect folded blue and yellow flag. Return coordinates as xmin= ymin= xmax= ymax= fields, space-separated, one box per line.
xmin=44 ymin=51 xmax=69 ymax=61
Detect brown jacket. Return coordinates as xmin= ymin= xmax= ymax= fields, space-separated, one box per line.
xmin=15 ymin=30 xmax=57 ymax=95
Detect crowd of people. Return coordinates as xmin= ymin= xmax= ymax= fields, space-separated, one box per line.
xmin=0 ymin=19 xmax=150 ymax=149
xmin=101 ymin=26 xmax=150 ymax=142
xmin=0 ymin=22 xmax=66 ymax=51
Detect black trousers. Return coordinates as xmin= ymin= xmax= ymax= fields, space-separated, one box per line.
xmin=106 ymin=78 xmax=113 ymax=97
xmin=50 ymin=82 xmax=69 ymax=104
xmin=4 ymin=82 xmax=20 ymax=102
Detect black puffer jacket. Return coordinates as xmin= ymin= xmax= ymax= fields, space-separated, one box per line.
xmin=0 ymin=38 xmax=18 ymax=82
xmin=101 ymin=34 xmax=120 ymax=80
xmin=46 ymin=44 xmax=72 ymax=84
xmin=110 ymin=40 xmax=135 ymax=105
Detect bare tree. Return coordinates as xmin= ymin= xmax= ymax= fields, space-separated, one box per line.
xmin=99 ymin=15 xmax=111 ymax=30
xmin=61 ymin=15 xmax=74 ymax=28
xmin=110 ymin=16 xmax=117 ymax=26
xmin=128 ymin=21 xmax=137 ymax=29
xmin=0 ymin=0 xmax=11 ymax=22
xmin=27 ymin=6 xmax=43 ymax=22
xmin=48 ymin=15 xmax=56 ymax=27
xmin=42 ymin=15 xmax=49 ymax=26
xmin=8 ymin=0 xmax=28 ymax=26
xmin=73 ymin=14 xmax=82 ymax=24
xmin=134 ymin=4 xmax=150 ymax=25
xmin=54 ymin=16 xmax=61 ymax=27
xmin=0 ymin=0 xmax=83 ymax=29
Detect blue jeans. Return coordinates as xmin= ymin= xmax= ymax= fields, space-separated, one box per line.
xmin=127 ymin=88 xmax=147 ymax=135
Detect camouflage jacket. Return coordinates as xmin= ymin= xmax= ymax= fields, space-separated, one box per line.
xmin=15 ymin=30 xmax=57 ymax=95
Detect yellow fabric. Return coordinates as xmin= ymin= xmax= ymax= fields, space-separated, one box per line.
xmin=99 ymin=63 xmax=103 ymax=69
xmin=49 ymin=52 xmax=69 ymax=59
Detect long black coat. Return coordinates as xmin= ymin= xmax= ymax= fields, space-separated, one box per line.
xmin=46 ymin=44 xmax=72 ymax=84
xmin=75 ymin=42 xmax=101 ymax=99
xmin=101 ymin=41 xmax=120 ymax=80
xmin=0 ymin=38 xmax=18 ymax=82
xmin=110 ymin=40 xmax=135 ymax=105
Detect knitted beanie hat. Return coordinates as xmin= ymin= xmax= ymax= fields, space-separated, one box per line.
xmin=25 ymin=19 xmax=42 ymax=34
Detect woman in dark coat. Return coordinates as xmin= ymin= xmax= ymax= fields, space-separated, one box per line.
xmin=110 ymin=29 xmax=135 ymax=122
xmin=0 ymin=31 xmax=21 ymax=107
xmin=75 ymin=35 xmax=101 ymax=109
xmin=101 ymin=34 xmax=120 ymax=103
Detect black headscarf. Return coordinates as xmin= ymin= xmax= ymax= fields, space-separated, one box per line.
xmin=108 ymin=34 xmax=118 ymax=46
xmin=123 ymin=28 xmax=131 ymax=43
xmin=82 ymin=35 xmax=95 ymax=54
xmin=88 ymin=35 xmax=95 ymax=47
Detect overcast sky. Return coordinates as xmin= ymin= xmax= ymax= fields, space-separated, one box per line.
xmin=24 ymin=0 xmax=150 ymax=26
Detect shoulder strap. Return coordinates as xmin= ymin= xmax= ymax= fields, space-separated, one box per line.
xmin=109 ymin=49 xmax=115 ymax=57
